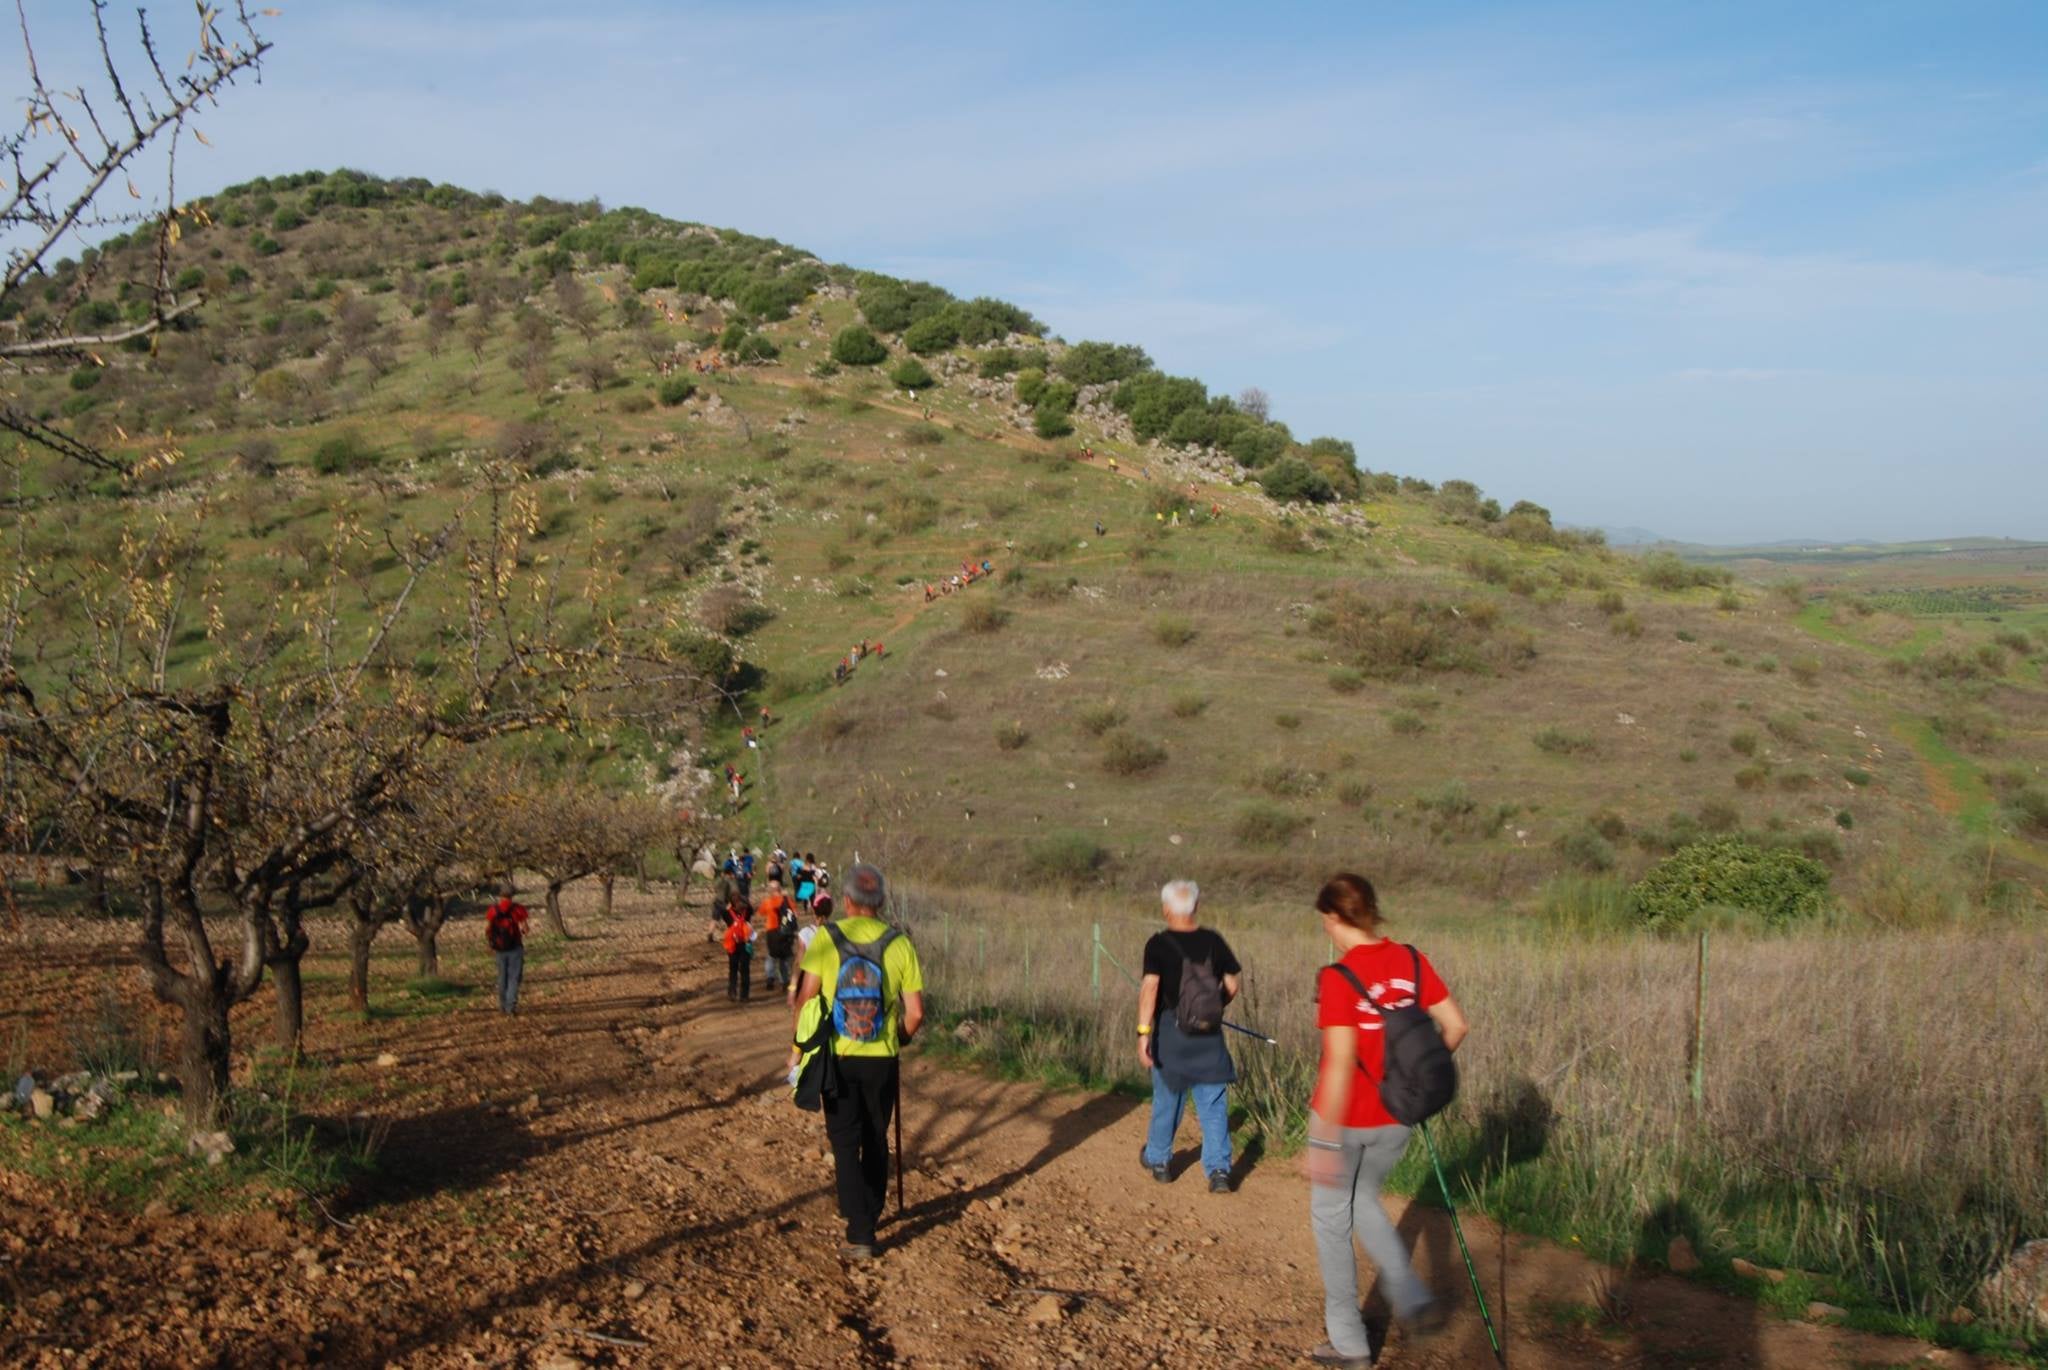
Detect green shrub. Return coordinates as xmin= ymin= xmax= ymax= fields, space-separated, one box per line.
xmin=1788 ymin=656 xmax=1822 ymax=686
xmin=1258 ymin=764 xmax=1319 ymax=798
xmin=67 ymin=366 xmax=103 ymax=391
xmin=1337 ymin=780 xmax=1374 ymax=809
xmin=1698 ymin=800 xmax=1741 ymax=833
xmin=1637 ymin=552 xmax=1730 ymax=591
xmin=902 ymin=313 xmax=960 ymax=355
xmin=1168 ymin=692 xmax=1207 ymax=719
xmin=311 ymin=431 xmax=378 ymax=475
xmin=1101 ymin=730 xmax=1167 ymax=776
xmin=994 ymin=720 xmax=1029 ymax=751
xmin=1729 ymin=730 xmax=1759 ymax=756
xmin=272 ymin=205 xmax=307 ymax=232
xmin=1733 ymin=763 xmax=1770 ymax=791
xmin=1151 ymin=615 xmax=1197 ymax=648
xmin=1057 ymin=340 xmax=1151 ymax=385
xmin=831 ymin=325 xmax=888 ymax=366
xmin=1595 ymin=590 xmax=1626 ymax=616
xmin=1013 ymin=368 xmax=1048 ymax=406
xmin=1327 ymin=667 xmax=1364 ymax=694
xmin=1032 ymin=401 xmax=1074 ymax=439
xmin=2005 ymin=784 xmax=2048 ymax=837
xmin=658 ymin=376 xmax=697 ymax=406
xmin=978 ymin=347 xmax=1024 ymax=379
xmin=961 ymin=599 xmax=1008 ymax=633
xmin=1843 ymin=767 xmax=1872 ymax=787
xmin=1025 ymin=831 xmax=1109 ymax=886
xmin=1386 ymin=710 xmax=1427 ymax=736
xmin=1259 ymin=457 xmax=1337 ymax=504
xmin=1234 ymin=803 xmax=1306 ymax=847
xmin=174 ymin=265 xmax=206 ymax=291
xmin=1078 ymin=701 xmax=1125 ymax=736
xmin=1834 ymin=810 xmax=1854 ymax=829
xmin=889 ymin=358 xmax=934 ymax=390
xmin=730 ymin=331 xmax=779 ymax=363
xmin=1533 ymin=726 xmax=1596 ymax=756
xmin=903 ymin=423 xmax=945 ymax=446
xmin=1629 ymin=838 xmax=1830 ymax=929
xmin=1274 ymin=712 xmax=1302 ymax=731
xmin=1554 ymin=829 xmax=1617 ymax=873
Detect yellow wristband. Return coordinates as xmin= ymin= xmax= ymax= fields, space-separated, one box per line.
xmin=1136 ymin=1025 xmax=1152 ymax=1036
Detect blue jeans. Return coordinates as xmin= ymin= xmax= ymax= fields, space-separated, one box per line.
xmin=1142 ymin=1070 xmax=1232 ymax=1177
xmin=495 ymin=948 xmax=524 ymax=1013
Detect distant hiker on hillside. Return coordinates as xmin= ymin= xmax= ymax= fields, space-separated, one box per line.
xmin=1304 ymin=873 xmax=1468 ymax=1367
xmin=743 ymin=725 xmax=758 ymax=750
xmin=760 ymin=706 xmax=774 ymax=729
xmin=1136 ymin=880 xmax=1241 ymax=1193
xmin=485 ymin=884 xmax=530 ymax=1015
xmin=1095 ymin=521 xmax=1106 ymax=537
xmin=788 ymin=862 xmax=924 ymax=1260
xmin=721 ymin=895 xmax=755 ymax=1003
xmin=794 ymin=854 xmax=817 ymax=909
xmin=758 ymin=877 xmax=797 ymax=992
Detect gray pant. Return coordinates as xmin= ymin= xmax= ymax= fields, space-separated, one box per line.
xmin=495 ymin=948 xmax=524 ymax=1013
xmin=1310 ymin=1123 xmax=1431 ymax=1357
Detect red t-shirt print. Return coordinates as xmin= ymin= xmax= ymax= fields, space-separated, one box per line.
xmin=1311 ymin=941 xmax=1449 ymax=1130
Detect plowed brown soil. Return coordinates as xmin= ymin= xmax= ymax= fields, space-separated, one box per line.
xmin=0 ymin=890 xmax=1984 ymax=1367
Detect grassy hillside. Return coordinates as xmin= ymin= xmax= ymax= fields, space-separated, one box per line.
xmin=6 ymin=167 xmax=2045 ymax=915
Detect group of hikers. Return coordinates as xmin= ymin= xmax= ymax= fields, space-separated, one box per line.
xmin=832 ymin=639 xmax=885 ymax=686
xmin=710 ymin=846 xmax=836 ymax=1002
xmin=922 ymin=557 xmax=994 ymax=601
xmin=708 ymin=853 xmax=1467 ymax=1366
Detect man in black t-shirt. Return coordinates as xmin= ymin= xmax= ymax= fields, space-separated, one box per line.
xmin=1136 ymin=879 xmax=1242 ymax=1193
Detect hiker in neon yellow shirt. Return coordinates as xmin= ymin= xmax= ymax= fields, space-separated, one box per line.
xmin=788 ymin=862 xmax=924 ymax=1259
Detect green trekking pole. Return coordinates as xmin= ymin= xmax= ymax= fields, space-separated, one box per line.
xmin=1418 ymin=1119 xmax=1504 ymax=1365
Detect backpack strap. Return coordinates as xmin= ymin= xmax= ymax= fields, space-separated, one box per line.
xmin=1407 ymin=945 xmax=1423 ymax=1008
xmin=1320 ymin=962 xmax=1384 ymax=1087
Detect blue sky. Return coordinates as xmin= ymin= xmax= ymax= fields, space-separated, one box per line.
xmin=26 ymin=1 xmax=2048 ymax=541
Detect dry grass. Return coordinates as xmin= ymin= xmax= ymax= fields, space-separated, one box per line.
xmin=892 ymin=881 xmax=2048 ymax=1337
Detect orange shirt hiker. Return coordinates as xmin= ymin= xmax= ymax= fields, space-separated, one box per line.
xmin=756 ymin=890 xmax=792 ymax=932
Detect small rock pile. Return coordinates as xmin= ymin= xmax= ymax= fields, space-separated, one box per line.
xmin=9 ymin=1068 xmax=137 ymax=1125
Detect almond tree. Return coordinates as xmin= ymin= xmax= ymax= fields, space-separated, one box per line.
xmin=494 ymin=780 xmax=668 ymax=939
xmin=1 ymin=471 xmax=705 ymax=1127
xmin=0 ymin=2 xmax=271 ymax=471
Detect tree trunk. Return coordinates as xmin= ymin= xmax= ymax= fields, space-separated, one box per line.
xmin=402 ymin=893 xmax=448 ymax=979
xmin=545 ymin=880 xmax=571 ymax=939
xmin=271 ymin=955 xmax=305 ymax=1056
xmin=177 ymin=980 xmax=232 ymax=1131
xmin=348 ymin=917 xmax=377 ymax=1017
xmin=598 ymin=872 xmax=615 ymax=919
xmin=634 ymin=855 xmax=649 ymax=895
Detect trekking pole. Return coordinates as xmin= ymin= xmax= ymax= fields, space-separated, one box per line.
xmin=893 ymin=1061 xmax=905 ymax=1215
xmin=1418 ymin=1119 xmax=1505 ymax=1367
xmin=1220 ymin=1020 xmax=1278 ymax=1045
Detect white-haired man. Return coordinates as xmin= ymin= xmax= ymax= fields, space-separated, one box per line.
xmin=1135 ymin=879 xmax=1242 ymax=1193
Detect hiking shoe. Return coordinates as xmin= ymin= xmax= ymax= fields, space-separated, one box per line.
xmin=1398 ymin=1301 xmax=1449 ymax=1341
xmin=1208 ymin=1171 xmax=1233 ymax=1194
xmin=1139 ymin=1145 xmax=1169 ymax=1183
xmin=838 ymin=1242 xmax=877 ymax=1261
xmin=1308 ymin=1343 xmax=1371 ymax=1369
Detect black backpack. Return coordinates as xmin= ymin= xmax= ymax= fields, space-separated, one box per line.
xmin=1173 ymin=939 xmax=1226 ymax=1035
xmin=1325 ymin=946 xmax=1457 ymax=1126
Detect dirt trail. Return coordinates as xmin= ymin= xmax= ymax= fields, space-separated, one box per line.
xmin=0 ymin=897 xmax=1985 ymax=1368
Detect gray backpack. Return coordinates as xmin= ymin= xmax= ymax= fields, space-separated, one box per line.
xmin=1174 ymin=945 xmax=1226 ymax=1034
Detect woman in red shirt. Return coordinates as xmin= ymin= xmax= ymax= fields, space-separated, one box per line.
xmin=1304 ymin=873 xmax=1469 ymax=1368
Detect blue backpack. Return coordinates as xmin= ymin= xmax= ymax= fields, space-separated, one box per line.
xmin=825 ymin=923 xmax=900 ymax=1044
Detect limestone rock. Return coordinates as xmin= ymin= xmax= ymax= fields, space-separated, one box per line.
xmin=1804 ymin=1301 xmax=1847 ymax=1321
xmin=1731 ymin=1257 xmax=1764 ymax=1280
xmin=1981 ymin=1239 xmax=2048 ymax=1329
xmin=1024 ymin=1293 xmax=1066 ymax=1326
xmin=29 ymin=1088 xmax=53 ymax=1120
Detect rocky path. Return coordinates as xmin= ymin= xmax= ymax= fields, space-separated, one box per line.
xmin=1 ymin=898 xmax=1983 ymax=1367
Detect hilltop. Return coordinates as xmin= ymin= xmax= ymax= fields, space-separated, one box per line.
xmin=7 ymin=167 xmax=2045 ymax=915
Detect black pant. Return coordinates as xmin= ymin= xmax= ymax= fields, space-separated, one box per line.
xmin=727 ymin=950 xmax=751 ymax=1000
xmin=823 ymin=1055 xmax=899 ymax=1245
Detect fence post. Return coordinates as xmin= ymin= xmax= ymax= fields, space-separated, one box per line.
xmin=1091 ymin=922 xmax=1101 ymax=1000
xmin=1690 ymin=929 xmax=1708 ymax=1110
